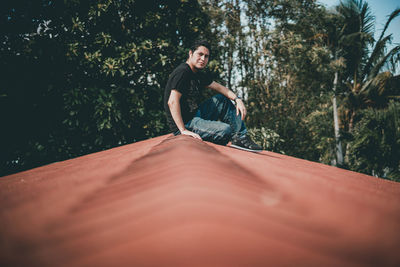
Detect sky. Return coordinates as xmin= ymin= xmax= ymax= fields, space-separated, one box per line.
xmin=318 ymin=0 xmax=400 ymax=46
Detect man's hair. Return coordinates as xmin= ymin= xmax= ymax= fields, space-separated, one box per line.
xmin=189 ymin=40 xmax=212 ymax=57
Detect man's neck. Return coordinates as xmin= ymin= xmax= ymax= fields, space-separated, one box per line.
xmin=186 ymin=61 xmax=198 ymax=73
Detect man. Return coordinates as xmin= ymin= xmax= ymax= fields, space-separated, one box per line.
xmin=164 ymin=40 xmax=262 ymax=152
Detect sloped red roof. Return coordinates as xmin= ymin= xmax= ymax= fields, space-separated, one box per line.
xmin=1 ymin=134 xmax=400 ymax=266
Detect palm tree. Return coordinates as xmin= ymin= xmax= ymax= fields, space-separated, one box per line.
xmin=325 ymin=8 xmax=346 ymax=166
xmin=332 ymin=0 xmax=400 ymax=165
xmin=337 ymin=0 xmax=400 ymax=131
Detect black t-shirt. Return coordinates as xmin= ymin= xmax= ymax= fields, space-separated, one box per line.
xmin=164 ymin=63 xmax=213 ymax=133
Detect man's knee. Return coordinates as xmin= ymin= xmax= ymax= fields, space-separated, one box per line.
xmin=213 ymin=93 xmax=229 ymax=103
xmin=212 ymin=94 xmax=235 ymax=111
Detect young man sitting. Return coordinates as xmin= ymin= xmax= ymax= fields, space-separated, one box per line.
xmin=164 ymin=40 xmax=262 ymax=152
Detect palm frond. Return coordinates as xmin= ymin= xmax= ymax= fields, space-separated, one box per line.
xmin=367 ymin=71 xmax=392 ymax=96
xmin=359 ymin=78 xmax=373 ymax=94
xmin=376 ymin=8 xmax=400 ymax=44
xmin=363 ymin=35 xmax=392 ymax=79
xmin=358 ymin=0 xmax=375 ymax=36
xmin=340 ymin=31 xmax=373 ymax=44
xmin=369 ymin=45 xmax=400 ymax=79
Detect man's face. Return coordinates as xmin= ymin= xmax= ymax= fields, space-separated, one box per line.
xmin=188 ymin=46 xmax=210 ymax=71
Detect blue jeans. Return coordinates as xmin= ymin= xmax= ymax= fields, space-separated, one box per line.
xmin=177 ymin=94 xmax=247 ymax=145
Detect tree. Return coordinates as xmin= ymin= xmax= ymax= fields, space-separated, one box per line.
xmin=0 ymin=0 xmax=212 ymax=176
xmin=323 ymin=8 xmax=348 ymax=166
xmin=243 ymin=0 xmax=335 ymax=160
xmin=347 ymin=100 xmax=400 ymax=181
xmin=331 ymin=0 xmax=400 ymax=173
xmin=336 ymin=0 xmax=400 ymax=131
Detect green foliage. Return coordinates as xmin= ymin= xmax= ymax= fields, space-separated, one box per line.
xmin=0 ymin=0 xmax=212 ymax=176
xmin=304 ymin=103 xmax=336 ymax=165
xmin=244 ymin=1 xmax=335 ymax=161
xmin=335 ymin=0 xmax=400 ymax=129
xmin=202 ymin=0 xmax=400 ymax=182
xmin=201 ymin=1 xmax=336 ymax=163
xmin=347 ymin=101 xmax=400 ymax=181
xmin=247 ymin=127 xmax=285 ymax=154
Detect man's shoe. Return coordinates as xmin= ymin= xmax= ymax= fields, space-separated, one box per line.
xmin=230 ymin=135 xmax=263 ymax=152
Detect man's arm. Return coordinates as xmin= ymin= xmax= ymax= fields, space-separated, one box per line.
xmin=207 ymin=81 xmax=247 ymax=120
xmin=168 ymin=89 xmax=202 ymax=140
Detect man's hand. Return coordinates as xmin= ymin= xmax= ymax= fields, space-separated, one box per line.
xmin=181 ymin=129 xmax=202 ymax=140
xmin=235 ymin=98 xmax=247 ymax=121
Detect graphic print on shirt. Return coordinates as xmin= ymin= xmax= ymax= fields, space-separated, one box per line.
xmin=186 ymin=78 xmax=202 ymax=114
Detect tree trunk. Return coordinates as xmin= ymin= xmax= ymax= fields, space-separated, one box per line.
xmin=332 ymin=70 xmax=344 ymax=166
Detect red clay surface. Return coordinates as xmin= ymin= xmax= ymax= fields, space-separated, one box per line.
xmin=1 ymin=134 xmax=400 ymax=266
